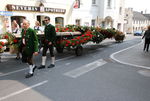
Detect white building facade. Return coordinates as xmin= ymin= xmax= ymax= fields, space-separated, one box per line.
xmin=132 ymin=11 xmax=150 ymax=32
xmin=124 ymin=8 xmax=150 ymax=34
xmin=0 ymin=0 xmax=125 ymax=34
xmin=70 ymin=0 xmax=125 ymax=31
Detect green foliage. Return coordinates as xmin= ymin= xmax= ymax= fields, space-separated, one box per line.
xmin=92 ymin=31 xmax=104 ymax=44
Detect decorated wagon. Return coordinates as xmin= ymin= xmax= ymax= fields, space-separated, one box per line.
xmin=14 ymin=31 xmax=84 ymax=56
xmin=0 ymin=25 xmax=125 ymax=61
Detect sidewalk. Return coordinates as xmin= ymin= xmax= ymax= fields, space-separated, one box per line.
xmin=111 ymin=40 xmax=150 ymax=69
xmin=85 ymin=34 xmax=150 ymax=69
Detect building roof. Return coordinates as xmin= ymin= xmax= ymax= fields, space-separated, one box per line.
xmin=143 ymin=14 xmax=150 ymax=20
xmin=133 ymin=11 xmax=149 ymax=20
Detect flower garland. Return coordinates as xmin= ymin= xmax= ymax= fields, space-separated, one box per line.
xmin=56 ymin=30 xmax=93 ymax=47
xmin=55 ymin=25 xmax=125 ymax=47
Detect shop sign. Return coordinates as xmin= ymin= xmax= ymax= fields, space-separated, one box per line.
xmin=6 ymin=4 xmax=66 ymax=14
xmin=6 ymin=4 xmax=39 ymax=12
xmin=45 ymin=8 xmax=66 ymax=14
xmin=0 ymin=11 xmax=13 ymax=16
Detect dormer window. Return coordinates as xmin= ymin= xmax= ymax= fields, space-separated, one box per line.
xmin=107 ymin=0 xmax=112 ymax=9
xmin=92 ymin=0 xmax=96 ymax=5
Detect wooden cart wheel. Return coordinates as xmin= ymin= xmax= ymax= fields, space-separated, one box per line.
xmin=56 ymin=46 xmax=64 ymax=53
xmin=75 ymin=46 xmax=83 ymax=56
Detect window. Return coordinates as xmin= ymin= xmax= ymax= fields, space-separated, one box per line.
xmin=126 ymin=20 xmax=128 ymax=24
xmin=76 ymin=19 xmax=81 ymax=26
xmin=117 ymin=23 xmax=121 ymax=30
xmin=37 ymin=0 xmax=46 ymax=2
xmin=55 ymin=17 xmax=64 ymax=27
xmin=91 ymin=19 xmax=96 ymax=26
xmin=119 ymin=7 xmax=122 ymax=15
xmin=107 ymin=0 xmax=111 ymax=8
xmin=92 ymin=0 xmax=96 ymax=5
xmin=101 ymin=21 xmax=105 ymax=28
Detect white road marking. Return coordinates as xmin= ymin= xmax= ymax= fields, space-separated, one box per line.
xmin=0 ymin=68 xmax=28 ymax=77
xmin=64 ymin=59 xmax=107 ymax=78
xmin=65 ymin=63 xmax=71 ymax=65
xmin=0 ymin=56 xmax=74 ymax=77
xmin=0 ymin=80 xmax=48 ymax=101
xmin=110 ymin=41 xmax=150 ymax=69
xmin=56 ymin=56 xmax=74 ymax=62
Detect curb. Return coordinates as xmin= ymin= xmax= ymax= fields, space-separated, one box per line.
xmin=110 ymin=40 xmax=150 ymax=70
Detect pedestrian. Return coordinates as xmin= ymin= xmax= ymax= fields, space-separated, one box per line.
xmin=34 ymin=21 xmax=42 ymax=31
xmin=142 ymin=25 xmax=150 ymax=52
xmin=34 ymin=21 xmax=43 ymax=52
xmin=38 ymin=16 xmax=56 ymax=69
xmin=20 ymin=20 xmax=39 ymax=78
xmin=12 ymin=20 xmax=20 ymax=34
xmin=11 ymin=20 xmax=21 ymax=59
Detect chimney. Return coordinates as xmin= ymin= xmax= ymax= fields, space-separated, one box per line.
xmin=145 ymin=9 xmax=147 ymax=14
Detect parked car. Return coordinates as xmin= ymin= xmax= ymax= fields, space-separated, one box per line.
xmin=134 ymin=31 xmax=143 ymax=36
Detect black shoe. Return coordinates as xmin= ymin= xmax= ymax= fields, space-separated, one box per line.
xmin=48 ymin=64 xmax=55 ymax=68
xmin=25 ymin=73 xmax=33 ymax=78
xmin=38 ymin=65 xmax=45 ymax=69
xmin=33 ymin=66 xmax=37 ymax=72
xmin=15 ymin=57 xmax=20 ymax=60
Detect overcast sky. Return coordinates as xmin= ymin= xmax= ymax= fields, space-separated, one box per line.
xmin=125 ymin=0 xmax=150 ymax=13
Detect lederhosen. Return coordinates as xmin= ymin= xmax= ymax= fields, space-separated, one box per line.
xmin=42 ymin=24 xmax=56 ymax=57
xmin=21 ymin=29 xmax=33 ymax=64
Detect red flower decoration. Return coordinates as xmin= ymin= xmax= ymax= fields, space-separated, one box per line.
xmin=80 ymin=40 xmax=84 ymax=43
xmin=13 ymin=39 xmax=18 ymax=43
xmin=0 ymin=42 xmax=5 ymax=46
xmin=56 ymin=41 xmax=60 ymax=44
xmin=81 ymin=34 xmax=85 ymax=37
xmin=84 ymin=38 xmax=87 ymax=41
xmin=66 ymin=40 xmax=71 ymax=44
xmin=65 ymin=28 xmax=69 ymax=31
xmin=76 ymin=41 xmax=79 ymax=44
xmin=76 ymin=37 xmax=80 ymax=40
xmin=4 ymin=35 xmax=9 ymax=39
xmin=56 ymin=28 xmax=59 ymax=32
xmin=65 ymin=44 xmax=69 ymax=47
xmin=86 ymin=30 xmax=92 ymax=34
xmin=72 ymin=43 xmax=75 ymax=46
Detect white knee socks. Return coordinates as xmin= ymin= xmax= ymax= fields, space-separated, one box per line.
xmin=29 ymin=65 xmax=35 ymax=74
xmin=51 ymin=57 xmax=55 ymax=65
xmin=42 ymin=56 xmax=46 ymax=66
